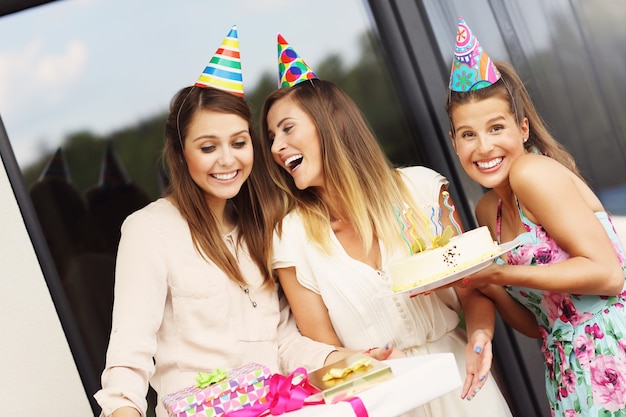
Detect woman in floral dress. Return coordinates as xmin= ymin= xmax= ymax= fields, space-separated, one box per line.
xmin=491 ymin=197 xmax=626 ymax=416
xmin=445 ymin=18 xmax=626 ymax=417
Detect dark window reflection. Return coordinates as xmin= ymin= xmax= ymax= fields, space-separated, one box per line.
xmin=29 ymin=144 xmax=150 ymax=374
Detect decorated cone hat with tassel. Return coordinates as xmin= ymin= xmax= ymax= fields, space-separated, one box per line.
xmin=277 ymin=34 xmax=318 ymax=88
xmin=449 ymin=17 xmax=501 ymax=92
xmin=195 ymin=25 xmax=244 ymax=97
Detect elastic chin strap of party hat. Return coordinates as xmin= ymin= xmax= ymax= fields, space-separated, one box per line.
xmin=176 ymin=87 xmax=194 ymax=152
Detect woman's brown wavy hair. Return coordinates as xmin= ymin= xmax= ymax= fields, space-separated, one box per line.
xmin=446 ymin=60 xmax=580 ymax=177
xmin=163 ymin=86 xmax=282 ymax=287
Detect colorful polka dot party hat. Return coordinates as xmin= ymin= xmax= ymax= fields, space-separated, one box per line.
xmin=195 ymin=25 xmax=244 ymax=97
xmin=277 ymin=34 xmax=318 ymax=88
xmin=449 ymin=17 xmax=501 ymax=92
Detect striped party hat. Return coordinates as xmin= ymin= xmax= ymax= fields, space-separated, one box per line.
xmin=277 ymin=34 xmax=318 ymax=88
xmin=196 ymin=25 xmax=244 ymax=97
xmin=449 ymin=17 xmax=500 ymax=92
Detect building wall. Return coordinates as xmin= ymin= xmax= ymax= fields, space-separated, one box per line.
xmin=0 ymin=146 xmax=93 ymax=415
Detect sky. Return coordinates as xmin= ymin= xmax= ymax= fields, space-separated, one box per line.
xmin=0 ymin=0 xmax=372 ymax=166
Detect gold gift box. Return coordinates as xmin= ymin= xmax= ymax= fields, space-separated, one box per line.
xmin=308 ymin=353 xmax=394 ymax=404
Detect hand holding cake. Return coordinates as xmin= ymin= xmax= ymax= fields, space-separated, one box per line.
xmin=457 ymin=262 xmax=501 ymax=289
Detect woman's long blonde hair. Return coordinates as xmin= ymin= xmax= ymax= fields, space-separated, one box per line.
xmin=260 ymin=79 xmax=429 ymax=254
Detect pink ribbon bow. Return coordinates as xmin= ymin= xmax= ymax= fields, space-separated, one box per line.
xmin=225 ymin=367 xmax=368 ymax=417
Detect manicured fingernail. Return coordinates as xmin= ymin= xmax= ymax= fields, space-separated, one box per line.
xmin=479 ymin=375 xmax=485 ymax=381
xmin=474 ymin=346 xmax=482 ymax=354
xmin=385 ymin=343 xmax=390 ymax=350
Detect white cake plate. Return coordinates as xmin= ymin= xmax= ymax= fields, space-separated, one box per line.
xmin=380 ymin=240 xmax=521 ymax=298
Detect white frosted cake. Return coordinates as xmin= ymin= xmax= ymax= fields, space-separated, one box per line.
xmin=389 ymin=226 xmax=500 ymax=292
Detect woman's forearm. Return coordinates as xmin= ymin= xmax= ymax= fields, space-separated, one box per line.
xmin=480 ymin=284 xmax=541 ymax=338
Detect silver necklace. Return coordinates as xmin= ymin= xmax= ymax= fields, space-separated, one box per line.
xmin=242 ymin=287 xmax=257 ymax=308
xmin=224 ymin=230 xmax=257 ymax=308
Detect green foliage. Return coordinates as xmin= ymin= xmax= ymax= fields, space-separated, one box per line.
xmin=246 ymin=72 xmax=278 ymax=134
xmin=21 ymin=113 xmax=168 ymax=200
xmin=105 ymin=113 xmax=168 ymax=199
xmin=316 ymin=33 xmax=422 ymax=166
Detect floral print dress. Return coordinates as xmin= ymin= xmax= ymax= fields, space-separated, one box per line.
xmin=495 ymin=199 xmax=626 ymax=417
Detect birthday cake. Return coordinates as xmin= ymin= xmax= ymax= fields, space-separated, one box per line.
xmin=389 ymin=226 xmax=500 ymax=292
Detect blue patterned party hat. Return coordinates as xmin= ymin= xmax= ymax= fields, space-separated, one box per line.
xmin=449 ymin=17 xmax=501 ymax=92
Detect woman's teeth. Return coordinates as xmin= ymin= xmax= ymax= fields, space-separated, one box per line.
xmin=213 ymin=171 xmax=237 ymax=180
xmin=285 ymin=154 xmax=303 ymax=170
xmin=476 ymin=157 xmax=502 ymax=169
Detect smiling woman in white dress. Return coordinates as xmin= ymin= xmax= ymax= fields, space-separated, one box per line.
xmin=258 ymin=38 xmax=514 ymax=417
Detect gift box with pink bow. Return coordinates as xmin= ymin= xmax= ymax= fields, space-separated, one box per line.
xmin=162 ymin=363 xmax=272 ymax=417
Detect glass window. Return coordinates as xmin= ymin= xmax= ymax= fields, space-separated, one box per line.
xmin=0 ymin=1 xmax=417 ymax=414
xmin=423 ymin=0 xmax=626 ymax=232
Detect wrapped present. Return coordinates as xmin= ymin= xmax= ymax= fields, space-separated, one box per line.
xmin=307 ymin=353 xmax=393 ymax=404
xmin=225 ymin=367 xmax=327 ymax=417
xmin=163 ymin=363 xmax=272 ymax=417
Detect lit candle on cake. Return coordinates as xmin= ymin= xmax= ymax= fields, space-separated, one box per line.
xmin=442 ymin=191 xmax=463 ymax=236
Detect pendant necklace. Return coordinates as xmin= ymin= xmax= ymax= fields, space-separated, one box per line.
xmin=242 ymin=287 xmax=258 ymax=308
xmin=225 ymin=227 xmax=258 ymax=308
